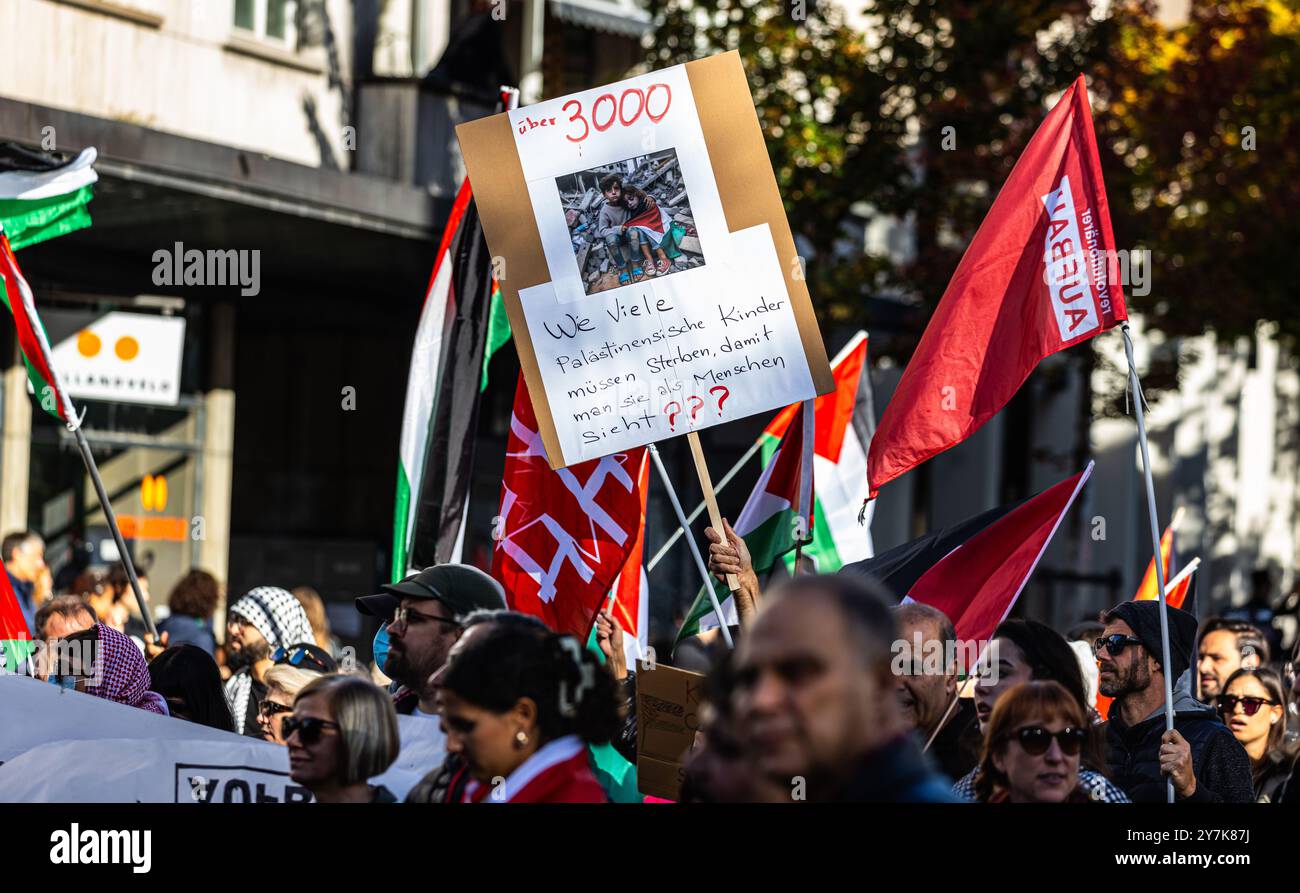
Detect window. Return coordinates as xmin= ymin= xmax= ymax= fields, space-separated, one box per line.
xmin=233 ymin=0 xmax=296 ymax=45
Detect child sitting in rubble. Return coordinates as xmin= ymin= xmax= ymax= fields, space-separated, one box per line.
xmin=619 ymin=185 xmax=687 ymax=278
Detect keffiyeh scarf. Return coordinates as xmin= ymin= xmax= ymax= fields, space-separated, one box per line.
xmin=84 ymin=623 xmax=168 ymax=715
xmin=224 ymin=586 xmax=315 ymax=733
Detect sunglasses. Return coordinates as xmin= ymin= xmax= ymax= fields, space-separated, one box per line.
xmin=280 ymin=715 xmax=339 ymax=745
xmin=1007 ymin=725 xmax=1086 ymax=757
xmin=258 ymin=699 xmax=294 ymax=719
xmin=271 ymin=645 xmax=331 ymax=674
xmin=1216 ymin=695 xmax=1277 ymax=717
xmin=1092 ymin=634 xmax=1144 ymax=658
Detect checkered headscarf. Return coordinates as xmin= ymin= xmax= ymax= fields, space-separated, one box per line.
xmin=84 ymin=623 xmax=167 ymax=715
xmin=224 ymin=587 xmax=315 ymax=733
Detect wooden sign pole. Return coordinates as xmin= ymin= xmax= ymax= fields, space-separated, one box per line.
xmin=686 ymin=431 xmax=741 ymax=594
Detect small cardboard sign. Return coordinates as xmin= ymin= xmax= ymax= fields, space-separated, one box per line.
xmin=457 ymin=51 xmax=833 ymax=468
xmin=635 ymin=663 xmax=705 ymax=801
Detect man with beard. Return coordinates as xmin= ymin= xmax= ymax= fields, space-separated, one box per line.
xmin=1095 ymin=600 xmax=1253 ymax=802
xmin=355 ymin=565 xmax=507 ymax=785
xmin=224 ymin=586 xmax=316 ymax=737
xmin=355 ymin=564 xmax=506 ymax=718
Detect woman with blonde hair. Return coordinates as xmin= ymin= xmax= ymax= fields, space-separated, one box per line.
xmin=258 ymin=643 xmax=337 ymax=744
xmin=286 ymin=674 xmax=400 ymax=803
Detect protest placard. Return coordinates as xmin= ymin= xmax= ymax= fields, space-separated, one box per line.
xmin=458 ymin=51 xmax=833 ymax=468
xmin=635 ymin=663 xmax=705 ymax=801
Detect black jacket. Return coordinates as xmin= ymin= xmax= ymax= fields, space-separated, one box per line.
xmin=1102 ymin=695 xmax=1254 ymax=803
xmin=927 ymin=698 xmax=982 ymax=782
xmin=831 ymin=735 xmax=961 ymax=803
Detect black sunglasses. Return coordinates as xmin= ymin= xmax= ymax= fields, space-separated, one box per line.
xmin=271 ymin=645 xmax=332 ymax=674
xmin=1093 ymin=634 xmax=1144 ymax=658
xmin=258 ymin=699 xmax=294 ymax=719
xmin=1008 ymin=725 xmax=1086 ymax=757
xmin=1216 ymin=695 xmax=1277 ymax=717
xmin=281 ymin=715 xmax=339 ymax=745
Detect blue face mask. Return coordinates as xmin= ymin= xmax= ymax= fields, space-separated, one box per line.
xmin=48 ymin=674 xmax=77 ymax=690
xmin=372 ymin=623 xmax=390 ymax=674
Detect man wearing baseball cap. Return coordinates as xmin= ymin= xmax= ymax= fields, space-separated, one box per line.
xmin=356 ymin=563 xmax=506 ymax=717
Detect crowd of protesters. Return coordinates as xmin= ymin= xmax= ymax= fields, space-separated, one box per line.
xmin=6 ymin=523 xmax=1299 ymax=804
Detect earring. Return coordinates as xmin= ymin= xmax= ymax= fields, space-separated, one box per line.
xmin=514 ymin=730 xmax=529 ymax=749
xmin=1271 ymin=717 xmax=1279 ymax=725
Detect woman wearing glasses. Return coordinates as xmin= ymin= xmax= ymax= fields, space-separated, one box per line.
xmin=285 ymin=674 xmax=401 ymax=803
xmin=973 ymin=681 xmax=1093 ymax=803
xmin=439 ymin=624 xmax=623 ymax=802
xmin=258 ymin=644 xmax=337 ymax=744
xmin=954 ymin=619 xmax=1129 ymax=801
xmin=1217 ymin=668 xmax=1297 ymax=802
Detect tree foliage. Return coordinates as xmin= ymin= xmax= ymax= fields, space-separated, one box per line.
xmin=642 ymin=0 xmax=1299 ymax=355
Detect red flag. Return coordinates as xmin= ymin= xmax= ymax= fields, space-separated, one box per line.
xmin=491 ymin=374 xmax=648 ymax=640
xmin=906 ymin=463 xmax=1092 ymax=660
xmin=868 ymin=76 xmax=1126 ymax=497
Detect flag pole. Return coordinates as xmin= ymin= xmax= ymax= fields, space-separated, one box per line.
xmin=1 ymin=228 xmax=158 ymax=639
xmin=648 ymin=443 xmax=733 ymax=649
xmin=67 ymin=417 xmax=158 ymax=639
xmin=646 ymin=436 xmax=761 ymax=572
xmin=1121 ymin=323 xmax=1175 ymax=803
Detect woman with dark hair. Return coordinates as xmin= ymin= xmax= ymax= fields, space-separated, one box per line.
xmin=156 ymin=569 xmax=221 ymax=656
xmin=148 ymin=645 xmax=236 ymax=733
xmin=953 ymin=619 xmax=1128 ymax=802
xmin=973 ymin=681 xmax=1094 ymax=803
xmin=440 ymin=623 xmax=622 ymax=802
xmin=1217 ymin=667 xmax=1298 ymax=802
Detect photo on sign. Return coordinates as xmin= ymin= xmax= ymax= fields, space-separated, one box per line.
xmin=556 ymin=148 xmax=704 ymax=296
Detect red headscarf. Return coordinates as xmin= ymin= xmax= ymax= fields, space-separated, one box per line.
xmin=84 ymin=623 xmax=167 ymax=715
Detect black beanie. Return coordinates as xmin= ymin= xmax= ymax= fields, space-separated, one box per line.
xmin=1103 ymin=601 xmax=1199 ymax=681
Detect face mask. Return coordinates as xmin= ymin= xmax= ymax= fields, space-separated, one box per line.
xmin=372 ymin=624 xmax=390 ymax=674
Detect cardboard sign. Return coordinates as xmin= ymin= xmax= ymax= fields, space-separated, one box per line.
xmin=635 ymin=663 xmax=705 ymax=800
xmin=458 ymin=51 xmax=833 ymax=468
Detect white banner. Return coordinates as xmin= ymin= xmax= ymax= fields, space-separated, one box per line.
xmin=0 ymin=676 xmax=422 ymax=802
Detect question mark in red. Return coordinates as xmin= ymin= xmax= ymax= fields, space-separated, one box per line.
xmin=710 ymin=386 xmax=730 ymax=415
xmin=664 ymin=401 xmax=682 ymax=430
xmin=687 ymin=395 xmax=705 ymax=422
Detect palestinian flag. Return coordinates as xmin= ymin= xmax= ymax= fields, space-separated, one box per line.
xmin=0 ymin=145 xmax=97 ymax=250
xmin=675 ymin=401 xmax=811 ymax=645
xmin=766 ymin=331 xmax=876 ymax=574
xmin=845 ymin=463 xmax=1093 ymax=664
xmin=0 ymin=566 xmax=34 ymax=673
xmin=0 ymin=231 xmax=77 ymax=422
xmin=391 ymin=178 xmax=499 ymax=577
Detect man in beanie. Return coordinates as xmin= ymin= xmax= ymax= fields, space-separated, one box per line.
xmin=1095 ymin=600 xmax=1253 ymax=802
